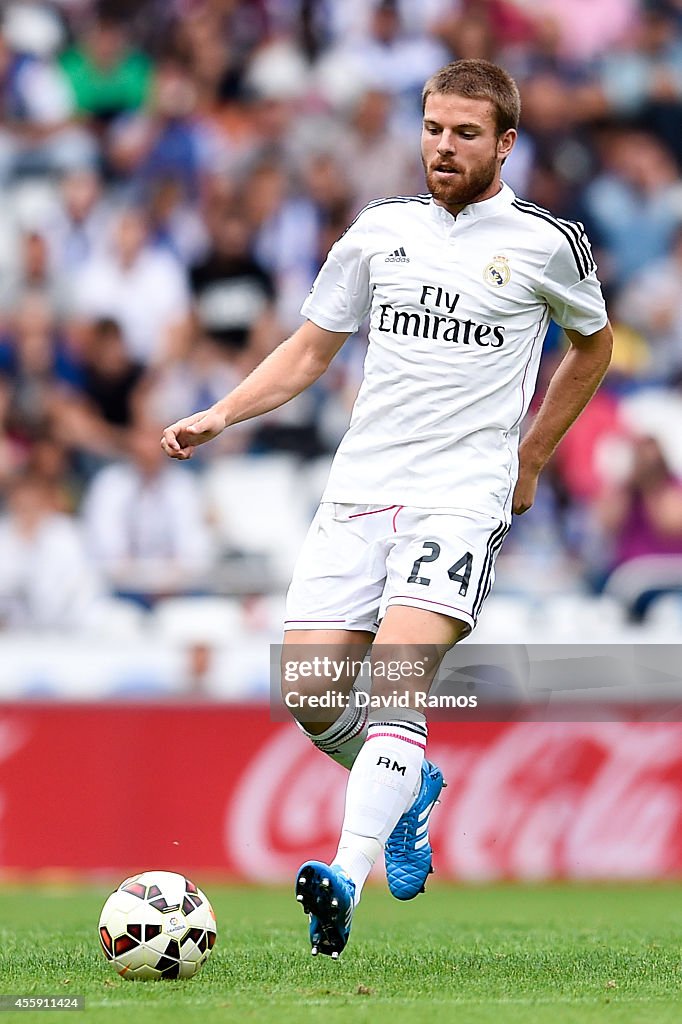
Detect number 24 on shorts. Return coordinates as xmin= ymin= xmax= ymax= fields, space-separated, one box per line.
xmin=408 ymin=542 xmax=473 ymax=596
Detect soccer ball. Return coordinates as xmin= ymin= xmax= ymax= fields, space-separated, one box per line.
xmin=98 ymin=870 xmax=216 ymax=980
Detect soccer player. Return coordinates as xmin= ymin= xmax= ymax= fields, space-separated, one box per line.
xmin=162 ymin=60 xmax=612 ymax=958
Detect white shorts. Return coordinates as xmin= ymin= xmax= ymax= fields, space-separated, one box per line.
xmin=285 ymin=503 xmax=509 ymax=636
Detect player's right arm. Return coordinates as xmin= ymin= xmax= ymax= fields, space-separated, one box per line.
xmin=162 ymin=208 xmax=371 ymax=459
xmin=161 ymin=321 xmax=350 ymax=459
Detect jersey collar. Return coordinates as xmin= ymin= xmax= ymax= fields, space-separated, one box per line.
xmin=429 ymin=181 xmax=516 ymax=224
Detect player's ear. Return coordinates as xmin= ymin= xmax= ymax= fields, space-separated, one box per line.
xmin=497 ymin=129 xmax=517 ymax=163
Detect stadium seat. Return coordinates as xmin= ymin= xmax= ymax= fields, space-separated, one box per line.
xmin=603 ymin=555 xmax=682 ymax=616
xmin=0 ymin=633 xmax=177 ymax=699
xmin=203 ymin=455 xmax=313 ymax=585
xmin=620 ymin=390 xmax=682 ymax=478
xmin=642 ymin=592 xmax=682 ymax=631
xmin=301 ymin=456 xmax=334 ymax=510
xmin=466 ymin=594 xmax=537 ymax=643
xmin=208 ymin=642 xmax=272 ymax=700
xmin=82 ymin=597 xmax=151 ymax=638
xmin=151 ymin=596 xmax=244 ymax=646
xmin=538 ymin=593 xmax=629 ymax=642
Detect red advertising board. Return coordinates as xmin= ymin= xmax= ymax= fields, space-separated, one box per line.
xmin=1 ymin=704 xmax=682 ymax=880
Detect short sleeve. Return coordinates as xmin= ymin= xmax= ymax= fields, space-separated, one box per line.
xmin=539 ymin=226 xmax=608 ymax=335
xmin=300 ymin=221 xmax=371 ymax=333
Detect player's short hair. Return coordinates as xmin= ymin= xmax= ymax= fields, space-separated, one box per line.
xmin=422 ymin=59 xmax=521 ymax=135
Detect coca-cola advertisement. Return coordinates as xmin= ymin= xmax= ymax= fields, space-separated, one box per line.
xmin=1 ymin=703 xmax=682 ymax=880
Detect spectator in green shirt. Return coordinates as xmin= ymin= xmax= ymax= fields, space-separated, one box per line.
xmin=60 ymin=14 xmax=152 ymax=122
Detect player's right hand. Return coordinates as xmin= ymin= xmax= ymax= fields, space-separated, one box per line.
xmin=161 ymin=407 xmax=226 ymax=459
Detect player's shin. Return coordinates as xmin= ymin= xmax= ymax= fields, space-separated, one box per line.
xmin=331 ymin=714 xmax=426 ymax=903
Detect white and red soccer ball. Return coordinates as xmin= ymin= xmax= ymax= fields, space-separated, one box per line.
xmin=98 ymin=870 xmax=216 ymax=980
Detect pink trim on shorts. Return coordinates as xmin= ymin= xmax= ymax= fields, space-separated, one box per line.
xmin=348 ymin=505 xmax=398 ymax=519
xmin=392 ymin=505 xmax=404 ymax=532
xmin=284 ymin=620 xmax=379 ymax=633
xmin=387 ymin=595 xmax=475 ymax=627
xmin=366 ymin=732 xmax=426 ymax=750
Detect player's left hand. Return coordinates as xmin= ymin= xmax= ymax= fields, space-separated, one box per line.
xmin=512 ymin=467 xmax=539 ymax=515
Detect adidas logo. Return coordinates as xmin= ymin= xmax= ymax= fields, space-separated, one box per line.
xmin=385 ymin=246 xmax=410 ymax=263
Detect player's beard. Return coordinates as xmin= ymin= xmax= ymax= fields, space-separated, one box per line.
xmin=425 ymin=152 xmax=498 ymax=211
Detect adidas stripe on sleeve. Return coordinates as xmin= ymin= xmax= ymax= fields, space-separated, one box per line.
xmin=512 ymin=199 xmax=596 ymax=281
xmin=512 ymin=200 xmax=606 ymax=334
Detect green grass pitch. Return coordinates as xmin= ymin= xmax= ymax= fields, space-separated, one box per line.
xmin=0 ymin=882 xmax=681 ymax=1023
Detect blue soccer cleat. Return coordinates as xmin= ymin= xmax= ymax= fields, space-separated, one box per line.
xmin=385 ymin=760 xmax=446 ymax=900
xmin=295 ymin=860 xmax=355 ymax=959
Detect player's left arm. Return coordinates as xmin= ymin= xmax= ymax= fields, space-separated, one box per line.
xmin=513 ymin=321 xmax=613 ymax=515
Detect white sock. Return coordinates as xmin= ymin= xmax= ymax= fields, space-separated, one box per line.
xmin=331 ymin=715 xmax=427 ymax=903
xmin=332 ymin=834 xmax=382 ymax=905
xmin=296 ymin=686 xmax=368 ymax=770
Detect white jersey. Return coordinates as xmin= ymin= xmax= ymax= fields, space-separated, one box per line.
xmin=300 ymin=183 xmax=608 ymax=520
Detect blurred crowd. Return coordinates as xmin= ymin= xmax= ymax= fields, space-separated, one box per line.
xmin=1 ymin=0 xmax=682 ymax=632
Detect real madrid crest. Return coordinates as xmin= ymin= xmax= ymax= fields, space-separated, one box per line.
xmin=484 ymin=255 xmax=511 ymax=287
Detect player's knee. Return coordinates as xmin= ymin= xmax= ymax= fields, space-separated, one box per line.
xmin=279 ymin=652 xmax=331 ymax=720
xmin=280 ymin=657 xmax=315 ymax=705
xmin=279 ymin=666 xmax=340 ymax=734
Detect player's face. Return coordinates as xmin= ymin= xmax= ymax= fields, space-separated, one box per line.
xmin=421 ymin=93 xmax=516 ymax=213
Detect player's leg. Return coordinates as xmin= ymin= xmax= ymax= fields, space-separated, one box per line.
xmin=330 ymin=605 xmax=466 ymax=909
xmin=284 ymin=629 xmax=375 ymax=957
xmin=333 ymin=509 xmax=509 ymax=907
xmin=284 ymin=503 xmax=386 ymax=957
